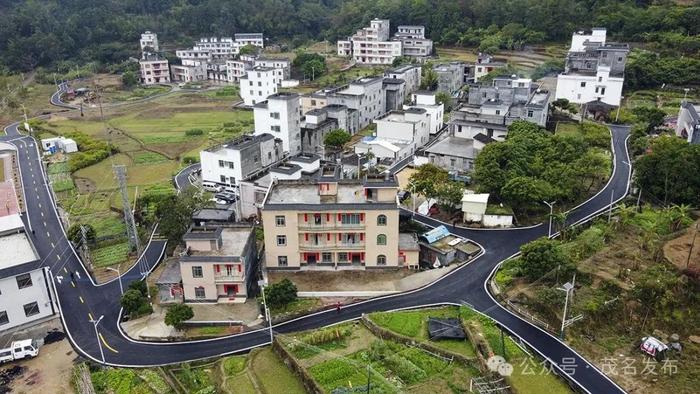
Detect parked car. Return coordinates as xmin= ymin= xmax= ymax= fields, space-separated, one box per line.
xmin=222 ymin=185 xmax=237 ymax=194
xmin=215 ymin=192 xmax=238 ymax=203
xmin=448 ymin=171 xmax=471 ymax=184
xmin=0 ymin=339 xmax=40 ymax=364
xmin=397 ymin=190 xmax=411 ymax=203
xmin=202 ymin=181 xmax=223 ymax=193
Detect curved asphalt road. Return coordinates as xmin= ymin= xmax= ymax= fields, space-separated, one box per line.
xmin=3 ymin=84 xmax=631 ymax=393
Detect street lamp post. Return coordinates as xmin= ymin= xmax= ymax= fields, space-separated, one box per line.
xmin=558 ymin=275 xmax=575 ymax=339
xmin=258 ymin=280 xmax=274 ymax=344
xmin=106 ymin=267 xmax=123 ymax=295
xmin=543 ymin=200 xmax=556 ymax=238
xmin=684 ymin=88 xmax=690 ymax=101
xmin=89 ymin=315 xmax=105 ymax=364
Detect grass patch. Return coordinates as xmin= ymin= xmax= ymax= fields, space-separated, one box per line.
xmin=250 ymin=348 xmax=306 ymax=394
xmin=187 ymin=326 xmax=229 ymax=337
xmin=286 ymin=324 xmax=353 ymax=359
xmin=91 ymin=241 xmax=130 ymax=267
xmin=270 ymin=297 xmax=322 ymax=317
xmin=47 ymin=161 xmax=70 ymax=174
xmin=134 ymin=151 xmax=168 ymax=165
xmin=222 ymin=356 xmax=247 ymax=375
xmin=173 ymin=364 xmax=214 ymax=393
xmin=91 ymin=367 xmax=157 ymax=394
xmin=111 ymin=86 xmax=170 ymax=102
xmin=50 ymin=173 xmax=75 ymax=192
xmin=369 ymin=307 xmax=476 ymax=357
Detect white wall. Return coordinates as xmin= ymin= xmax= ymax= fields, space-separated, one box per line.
xmin=555 ymin=70 xmax=623 ymax=106
xmin=483 ymin=214 xmax=513 ymax=228
xmin=0 ymin=268 xmax=54 ymax=332
xmin=240 ymin=69 xmax=279 ymax=106
xmin=200 ymin=148 xmax=242 ymax=185
xmin=254 ymin=95 xmax=301 ymax=154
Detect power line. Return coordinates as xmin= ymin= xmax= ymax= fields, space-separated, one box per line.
xmin=113 ymin=165 xmax=139 ymax=253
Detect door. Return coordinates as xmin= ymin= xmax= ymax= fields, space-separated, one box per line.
xmin=307 ymin=253 xmax=317 ymax=264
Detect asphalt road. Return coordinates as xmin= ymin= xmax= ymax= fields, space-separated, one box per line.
xmin=2 ymin=85 xmax=631 ymax=393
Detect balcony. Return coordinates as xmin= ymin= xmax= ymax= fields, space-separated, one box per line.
xmin=299 ymin=242 xmax=365 ymax=250
xmin=214 ymin=274 xmax=245 ymax=283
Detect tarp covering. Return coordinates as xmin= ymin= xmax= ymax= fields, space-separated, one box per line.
xmin=428 ymin=318 xmax=466 ymax=340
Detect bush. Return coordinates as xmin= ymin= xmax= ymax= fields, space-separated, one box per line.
xmin=164 ymin=304 xmax=194 ymax=329
xmin=185 ymin=128 xmax=205 ymax=136
xmin=264 ymin=279 xmax=297 ymax=309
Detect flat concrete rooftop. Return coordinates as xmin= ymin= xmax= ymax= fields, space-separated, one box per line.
xmin=0 ymin=232 xmax=37 ymax=270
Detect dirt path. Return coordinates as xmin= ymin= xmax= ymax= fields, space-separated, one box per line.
xmin=1 ymin=339 xmax=76 ymax=394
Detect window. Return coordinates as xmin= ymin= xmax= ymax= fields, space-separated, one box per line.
xmin=377 ymin=255 xmax=387 ymax=265
xmin=527 ymin=110 xmax=534 ymax=118
xmin=495 ymin=110 xmax=500 ymax=115
xmin=275 ymin=215 xmax=286 ymax=226
xmin=580 ymin=82 xmax=586 ymax=87
xmin=340 ymin=213 xmax=362 ymax=225
xmin=377 ymin=215 xmax=387 ymax=226
xmin=617 ymin=57 xmax=623 ymax=62
xmin=450 ymin=158 xmax=456 ymax=167
xmin=270 ymin=112 xmax=280 ymax=119
xmin=191 ymin=266 xmax=203 ymax=278
xmin=220 ymin=175 xmax=227 ymax=183
xmin=0 ymin=311 xmax=8 ymax=326
xmin=16 ymin=274 xmax=32 ymax=289
xmin=600 ymin=87 xmax=606 ymax=95
xmin=23 ymin=302 xmax=39 ymax=317
xmin=276 ymin=235 xmax=287 ymax=246
xmin=338 ymin=253 xmax=348 ymax=262
xmin=277 ymin=256 xmax=288 ymax=266
xmin=311 ymin=100 xmax=316 ymax=105
xmin=218 ymin=160 xmax=225 ymax=168
xmin=377 ymin=234 xmax=387 ymax=245
xmin=598 ymin=76 xmax=603 ymax=82
xmin=322 ymin=252 xmax=332 ymax=262
xmin=194 ymin=287 xmax=206 ymax=299
xmin=271 ymin=125 xmax=281 ymax=132
xmin=228 ymin=162 xmax=234 ymax=169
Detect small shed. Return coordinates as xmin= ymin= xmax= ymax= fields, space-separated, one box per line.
xmin=461 ymin=192 xmax=489 ymax=222
xmin=418 ymin=225 xmax=480 ymax=267
xmin=428 ymin=318 xmax=466 ymax=340
xmin=156 ymin=259 xmax=183 ymax=304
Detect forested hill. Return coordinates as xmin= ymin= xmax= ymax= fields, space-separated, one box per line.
xmin=1 ymin=0 xmax=698 ymax=72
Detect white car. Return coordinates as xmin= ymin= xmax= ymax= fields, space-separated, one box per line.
xmin=0 ymin=339 xmax=40 ymax=364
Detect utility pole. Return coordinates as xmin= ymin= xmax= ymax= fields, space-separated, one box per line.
xmin=80 ymin=225 xmax=93 ymax=270
xmin=636 ymin=186 xmax=642 ymax=211
xmin=558 ymin=274 xmax=576 ymax=339
xmin=113 ymin=165 xmax=140 ymax=252
xmin=89 ymin=315 xmax=105 ymax=364
xmin=607 ymin=189 xmax=615 ymax=222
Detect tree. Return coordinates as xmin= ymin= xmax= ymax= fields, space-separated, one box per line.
xmin=293 ymin=52 xmax=327 ymax=79
xmin=519 ymin=237 xmax=572 ymax=281
xmin=121 ymin=70 xmax=138 ymax=88
xmin=435 ymin=91 xmax=454 ymax=111
xmin=420 ymin=66 xmax=438 ymax=91
xmin=632 ymin=106 xmax=666 ymax=131
xmin=263 ymin=279 xmax=297 ymax=309
xmin=120 ymin=289 xmax=146 ymax=315
xmin=67 ymin=223 xmax=95 ymax=245
xmin=323 ymin=129 xmax=350 ymax=151
xmin=408 ymin=164 xmax=449 ymax=199
xmin=157 ymin=187 xmax=210 ymax=246
xmin=164 ymin=304 xmax=194 ymax=329
xmin=238 ymin=44 xmax=258 ymax=56
xmin=435 ymin=181 xmax=464 ymax=211
xmin=501 ymin=176 xmax=554 ymax=213
xmin=636 ymin=136 xmax=700 ymax=206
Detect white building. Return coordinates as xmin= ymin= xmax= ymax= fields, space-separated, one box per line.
xmin=325 ymin=77 xmax=385 ymax=129
xmin=337 ymin=19 xmax=403 ymax=65
xmin=200 ymin=133 xmax=282 ymax=186
xmin=385 ymin=64 xmax=422 ymax=95
xmin=461 ymin=192 xmax=513 ymax=227
xmin=405 ymin=91 xmax=444 ymax=135
xmin=192 ymin=37 xmax=236 ymax=60
xmin=354 ymin=108 xmax=430 ymax=161
xmin=235 ymin=33 xmax=264 ymax=49
xmin=254 ymin=58 xmax=291 ymax=80
xmin=253 ymin=92 xmax=302 ymax=154
xmin=676 ymin=101 xmax=700 ymax=144
xmin=555 ymin=28 xmax=629 ymax=107
xmin=41 ymin=136 xmax=78 ymax=153
xmin=0 ymin=214 xmax=56 ymax=333
xmin=394 ymin=25 xmax=433 ymax=58
xmin=225 ymin=59 xmax=251 ymax=83
xmin=170 ymin=64 xmax=207 ymax=83
xmin=473 ymin=54 xmax=507 ymax=82
xmin=240 ymin=67 xmax=282 ymax=106
xmin=140 ymin=31 xmax=159 ymax=54
xmin=139 ymin=54 xmax=170 ymax=85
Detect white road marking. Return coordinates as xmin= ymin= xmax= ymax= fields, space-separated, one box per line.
xmin=41 ymin=212 xmax=44 ymax=217
xmin=56 ymin=254 xmax=61 ymax=260
xmin=51 ymin=242 xmax=55 ymax=248
xmin=46 ymin=231 xmax=50 ymax=237
xmin=43 ymin=221 xmax=47 ymax=227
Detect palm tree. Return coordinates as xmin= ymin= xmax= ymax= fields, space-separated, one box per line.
xmin=669 ymin=204 xmax=692 ymax=232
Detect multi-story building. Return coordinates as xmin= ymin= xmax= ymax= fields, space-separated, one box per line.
xmin=235 ymin=33 xmax=264 ymax=48
xmin=262 ymin=172 xmax=420 ymax=269
xmin=354 ymin=108 xmax=430 ymax=161
xmin=254 ymin=58 xmax=291 ymax=80
xmin=472 ymin=54 xmax=507 ymax=82
xmin=175 ymin=48 xmax=212 ymax=66
xmin=200 ymin=133 xmax=283 ymax=186
xmin=253 ymin=92 xmax=302 ymax=153
xmin=337 ymin=19 xmax=403 ymax=65
xmin=300 ymin=93 xmax=328 ymax=115
xmin=225 ymin=59 xmax=252 ymax=83
xmin=676 ymin=101 xmax=700 ymax=144
xmin=193 ymin=37 xmax=236 ymax=61
xmin=405 ymin=91 xmax=444 ymax=135
xmin=170 ymin=63 xmax=207 ymax=83
xmin=0 ymin=214 xmax=56 ymax=333
xmin=179 ymin=225 xmax=257 ymax=303
xmin=434 ymin=62 xmax=465 ymax=94
xmin=555 ymin=28 xmax=629 ymax=106
xmin=466 ymin=76 xmax=550 ymax=128
xmin=301 ymin=104 xmax=359 ymax=155
xmin=394 ymin=25 xmax=433 ymax=58
xmin=140 ymin=31 xmax=159 ymax=54
xmin=139 ymin=54 xmax=170 ymax=85
xmin=325 ymin=77 xmax=385 ymax=129
xmin=385 ymin=64 xmax=422 ymax=95
xmin=240 ymin=67 xmax=282 ymax=106
xmin=382 ymin=78 xmax=406 ymax=112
